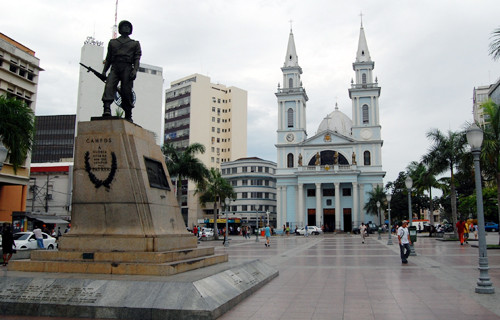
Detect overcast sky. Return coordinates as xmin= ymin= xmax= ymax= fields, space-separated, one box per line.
xmin=2 ymin=0 xmax=500 ymax=186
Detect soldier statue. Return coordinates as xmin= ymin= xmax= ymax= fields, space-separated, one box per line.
xmin=101 ymin=20 xmax=142 ymax=122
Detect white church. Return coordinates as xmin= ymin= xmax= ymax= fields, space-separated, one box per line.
xmin=275 ymin=22 xmax=385 ymax=232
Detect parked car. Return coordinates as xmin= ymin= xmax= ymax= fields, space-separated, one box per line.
xmin=366 ymin=223 xmax=378 ymax=234
xmin=485 ymin=222 xmax=498 ymax=232
xmin=13 ymin=232 xmax=57 ymax=250
xmin=200 ymin=228 xmax=214 ymax=238
xmin=295 ymin=226 xmax=323 ymax=235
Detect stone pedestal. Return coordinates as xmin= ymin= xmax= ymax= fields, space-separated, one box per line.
xmin=61 ymin=119 xmax=195 ymax=252
xmin=10 ymin=119 xmax=227 ymax=275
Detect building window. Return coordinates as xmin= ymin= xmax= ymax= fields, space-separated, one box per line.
xmin=242 ymin=205 xmax=248 ymax=211
xmin=364 ymin=151 xmax=371 ymax=165
xmin=362 ymin=73 xmax=367 ymax=84
xmin=231 ymin=167 xmax=237 ymax=174
xmin=362 ymin=104 xmax=369 ymax=124
xmin=307 ymin=189 xmax=316 ymax=197
xmin=342 ymin=188 xmax=351 ymax=196
xmin=323 ymin=189 xmax=334 ymax=197
xmin=289 ymin=77 xmax=293 ymax=88
xmin=287 ymin=108 xmax=294 ymax=128
xmin=326 ymin=199 xmax=332 ymax=206
xmin=242 ymin=167 xmax=247 ymax=173
xmin=242 ymin=192 xmax=248 ymax=199
xmin=287 ymin=153 xmax=294 ymax=168
xmin=242 ymin=179 xmax=248 ymax=186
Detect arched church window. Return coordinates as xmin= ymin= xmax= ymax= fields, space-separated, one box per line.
xmin=287 ymin=108 xmax=294 ymax=128
xmin=362 ymin=105 xmax=369 ymax=124
xmin=289 ymin=78 xmax=293 ymax=88
xmin=363 ymin=151 xmax=371 ymax=166
xmin=362 ymin=73 xmax=367 ymax=84
xmin=287 ymin=153 xmax=294 ymax=168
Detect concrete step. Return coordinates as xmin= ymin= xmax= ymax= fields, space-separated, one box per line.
xmin=8 ymin=253 xmax=228 ymax=276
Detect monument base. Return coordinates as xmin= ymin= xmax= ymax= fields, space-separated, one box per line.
xmin=1 ymin=260 xmax=278 ymax=320
xmin=9 ymin=247 xmax=227 ymax=276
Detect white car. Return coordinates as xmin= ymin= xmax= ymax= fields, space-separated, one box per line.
xmin=200 ymin=228 xmax=214 ymax=238
xmin=295 ymin=226 xmax=323 ymax=235
xmin=13 ymin=232 xmax=57 ymax=250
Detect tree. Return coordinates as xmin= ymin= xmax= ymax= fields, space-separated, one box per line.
xmin=364 ymin=185 xmax=387 ymax=225
xmin=196 ymin=168 xmax=235 ymax=240
xmin=162 ymin=142 xmax=209 ymax=215
xmin=0 ymin=95 xmax=35 ymax=173
xmin=478 ymin=99 xmax=500 ymax=244
xmin=489 ymin=27 xmax=500 ymax=61
xmin=407 ymin=161 xmax=441 ymax=224
xmin=422 ymin=129 xmax=467 ymax=237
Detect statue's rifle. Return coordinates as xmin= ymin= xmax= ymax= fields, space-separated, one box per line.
xmin=79 ymin=63 xmax=107 ymax=82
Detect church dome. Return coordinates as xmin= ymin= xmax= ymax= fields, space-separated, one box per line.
xmin=317 ymin=104 xmax=352 ymax=136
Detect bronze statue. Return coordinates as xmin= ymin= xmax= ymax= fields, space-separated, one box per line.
xmin=298 ymin=153 xmax=303 ymax=166
xmin=352 ymin=152 xmax=357 ymax=165
xmin=334 ymin=151 xmax=339 ymax=165
xmin=101 ymin=20 xmax=142 ymax=122
xmin=315 ymin=152 xmax=320 ymax=165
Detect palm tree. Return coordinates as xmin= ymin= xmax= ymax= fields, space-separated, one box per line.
xmin=478 ymin=99 xmax=500 ymax=244
xmin=0 ymin=95 xmax=35 ymax=173
xmin=422 ymin=129 xmax=467 ymax=237
xmin=407 ymin=161 xmax=440 ymax=225
xmin=196 ymin=168 xmax=235 ymax=240
xmin=364 ymin=185 xmax=387 ymax=226
xmin=489 ymin=27 xmax=500 ymax=61
xmin=162 ymin=142 xmax=209 ymax=210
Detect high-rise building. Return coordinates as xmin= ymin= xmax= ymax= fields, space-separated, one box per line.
xmin=164 ymin=74 xmax=247 ymax=227
xmin=31 ymin=115 xmax=76 ymax=163
xmin=0 ymin=33 xmax=43 ymax=223
xmin=275 ymin=23 xmax=385 ymax=232
xmin=473 ymin=85 xmax=492 ymax=127
xmin=76 ymin=37 xmax=164 ymax=144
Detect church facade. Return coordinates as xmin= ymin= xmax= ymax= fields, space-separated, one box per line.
xmin=275 ymin=23 xmax=385 ymax=232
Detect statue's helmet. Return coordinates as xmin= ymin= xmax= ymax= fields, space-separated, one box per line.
xmin=118 ymin=20 xmax=133 ymax=35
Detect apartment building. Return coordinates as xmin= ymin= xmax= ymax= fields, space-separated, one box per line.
xmin=164 ymin=74 xmax=247 ymax=227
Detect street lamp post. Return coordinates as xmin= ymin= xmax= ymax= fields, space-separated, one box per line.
xmin=255 ymin=205 xmax=260 ymax=242
xmin=224 ymin=197 xmax=230 ymax=247
xmin=405 ymin=176 xmax=417 ymax=256
xmin=377 ymin=201 xmax=382 ymax=240
xmin=467 ymin=123 xmax=495 ymax=294
xmin=387 ymin=194 xmax=393 ymax=245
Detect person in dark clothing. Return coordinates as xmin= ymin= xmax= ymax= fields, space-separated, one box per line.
xmin=2 ymin=224 xmax=16 ymax=266
xmin=101 ymin=20 xmax=142 ymax=122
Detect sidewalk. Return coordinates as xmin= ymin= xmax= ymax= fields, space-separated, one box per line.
xmin=213 ymin=232 xmax=500 ymax=320
xmin=1 ymin=232 xmax=499 ymax=320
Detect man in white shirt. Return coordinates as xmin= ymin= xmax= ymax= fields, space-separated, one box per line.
xmin=360 ymin=223 xmax=367 ymax=243
xmin=398 ymin=220 xmax=412 ymax=264
xmin=33 ymin=227 xmax=44 ymax=249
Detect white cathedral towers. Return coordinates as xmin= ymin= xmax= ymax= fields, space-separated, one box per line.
xmin=274 ymin=22 xmax=385 ymax=231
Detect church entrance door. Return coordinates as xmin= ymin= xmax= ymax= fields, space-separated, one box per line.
xmin=343 ymin=208 xmax=352 ymax=231
xmin=307 ymin=209 xmax=316 ymax=226
xmin=323 ymin=209 xmax=335 ymax=232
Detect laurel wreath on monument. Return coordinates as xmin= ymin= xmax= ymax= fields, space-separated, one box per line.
xmin=84 ymin=151 xmax=117 ymax=190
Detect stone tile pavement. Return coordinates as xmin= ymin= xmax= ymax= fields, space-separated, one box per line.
xmin=1 ymin=232 xmax=499 ymax=320
xmin=214 ymin=232 xmax=500 ymax=320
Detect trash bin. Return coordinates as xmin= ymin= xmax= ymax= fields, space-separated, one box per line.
xmin=408 ymin=226 xmax=417 ymax=243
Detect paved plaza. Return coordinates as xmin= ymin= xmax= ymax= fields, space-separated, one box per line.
xmin=1 ymin=232 xmax=500 ymax=320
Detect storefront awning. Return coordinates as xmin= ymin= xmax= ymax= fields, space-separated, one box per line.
xmin=26 ymin=214 xmax=69 ymax=225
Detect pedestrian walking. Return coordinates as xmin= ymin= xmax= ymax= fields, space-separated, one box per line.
xmin=2 ymin=224 xmax=16 ymax=266
xmin=456 ymin=218 xmax=466 ymax=245
xmin=305 ymin=225 xmax=309 ymax=237
xmin=264 ymin=224 xmax=271 ymax=247
xmin=360 ymin=222 xmax=367 ymax=243
xmin=398 ymin=220 xmax=412 ymax=264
